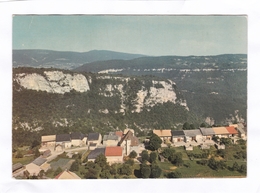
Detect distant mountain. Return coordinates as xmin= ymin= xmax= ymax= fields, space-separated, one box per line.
xmin=13 ymin=49 xmax=146 ymax=69
xmin=74 ymin=54 xmax=247 ymax=124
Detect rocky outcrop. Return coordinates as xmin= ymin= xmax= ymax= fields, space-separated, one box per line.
xmin=15 ymin=71 xmax=90 ymax=94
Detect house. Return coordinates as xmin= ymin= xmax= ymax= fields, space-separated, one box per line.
xmin=231 ymin=123 xmax=246 ymax=139
xmin=55 ymin=134 xmax=71 ymax=151
xmin=103 ymin=132 xmax=120 ymax=147
xmin=199 ymin=127 xmax=215 ymax=140
xmin=124 ymin=128 xmax=135 ymax=135
xmin=87 ymin=147 xmax=105 ymax=162
xmin=25 ymin=156 xmax=48 ymax=176
xmin=153 ymin=130 xmax=172 ymax=143
xmin=12 ymin=163 xmax=24 ymax=173
xmin=118 ymin=130 xmax=139 ymax=156
xmin=183 ymin=129 xmax=203 ymax=142
xmin=105 ymin=146 xmax=123 ymax=164
xmin=171 ymin=130 xmax=185 ymax=143
xmin=41 ymin=135 xmax=56 ymax=148
xmin=87 ymin=133 xmax=102 ymax=150
xmin=115 ymin=131 xmax=123 ymax=140
xmin=70 ymin=132 xmax=87 ymax=147
xmin=54 ymin=170 xmax=81 ymax=179
xmin=212 ymin=127 xmax=230 ymax=138
xmin=225 ymin=126 xmax=239 ymax=137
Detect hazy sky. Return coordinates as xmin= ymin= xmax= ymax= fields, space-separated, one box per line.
xmin=13 ymin=15 xmax=247 ymax=56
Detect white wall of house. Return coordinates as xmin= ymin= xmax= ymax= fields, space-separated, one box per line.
xmin=71 ymin=139 xmax=82 ymax=147
xmin=172 ymin=137 xmax=184 ymax=143
xmin=130 ymin=146 xmax=139 ymax=155
xmin=87 ymin=134 xmax=102 ymax=146
xmin=106 ymin=155 xmax=123 ymax=164
xmin=103 ymin=140 xmax=118 ymax=147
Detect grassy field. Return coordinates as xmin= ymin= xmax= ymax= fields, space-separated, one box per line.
xmin=156 ymin=143 xmax=246 ymax=178
xmin=12 ymin=156 xmax=34 ymax=165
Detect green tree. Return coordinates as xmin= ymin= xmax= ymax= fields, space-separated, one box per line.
xmin=161 ymin=148 xmax=175 ymax=159
xmin=167 ymin=171 xmax=182 ymax=178
xmin=140 ymin=163 xmax=151 ymax=178
xmin=239 ymin=164 xmax=247 ymax=174
xmin=150 ymin=163 xmax=162 ymax=178
xmin=149 ymin=133 xmax=162 ymax=151
xmin=85 ymin=168 xmax=99 ymax=179
xmin=129 ymin=150 xmax=137 ymax=159
xmin=95 ymin=154 xmax=108 ymax=168
xmin=183 ymin=122 xmax=191 ymax=130
xmin=150 ymin=152 xmax=157 ymax=163
xmin=170 ymin=152 xmax=183 ymax=166
xmin=31 ymin=139 xmax=40 ymax=149
xmin=200 ymin=123 xmax=207 ymax=127
xmin=34 ymin=148 xmax=40 ymax=158
xmin=141 ymin=150 xmax=149 ymax=163
xmin=119 ymin=163 xmax=132 ymax=176
xmin=100 ymin=169 xmax=111 ymax=179
xmin=70 ymin=160 xmax=79 ymax=172
xmin=232 ymin=162 xmax=239 ymax=171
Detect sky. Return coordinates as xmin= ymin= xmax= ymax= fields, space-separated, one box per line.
xmin=13 ymin=15 xmax=247 ymax=56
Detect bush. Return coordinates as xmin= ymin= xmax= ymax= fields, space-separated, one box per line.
xmin=129 ymin=151 xmax=137 ymax=159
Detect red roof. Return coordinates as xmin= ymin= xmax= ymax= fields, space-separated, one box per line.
xmin=115 ymin=131 xmax=123 ymax=138
xmin=105 ymin=146 xmax=122 ymax=156
xmin=226 ymin=126 xmax=238 ymax=134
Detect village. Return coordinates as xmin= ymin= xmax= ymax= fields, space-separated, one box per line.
xmin=12 ymin=123 xmax=246 ymax=179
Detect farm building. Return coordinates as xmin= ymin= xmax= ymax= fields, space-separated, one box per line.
xmin=171 ymin=130 xmax=185 ymax=143
xmin=87 ymin=133 xmax=102 ymax=150
xmin=199 ymin=128 xmax=215 ymax=140
xmin=184 ymin=129 xmax=203 ymax=142
xmin=105 ymin=146 xmax=123 ymax=164
xmin=54 ymin=170 xmax=81 ymax=179
xmin=118 ymin=130 xmax=139 ymax=156
xmin=153 ymin=130 xmax=172 ymax=143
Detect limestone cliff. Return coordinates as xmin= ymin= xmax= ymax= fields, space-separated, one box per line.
xmin=14 ymin=71 xmax=90 ymax=94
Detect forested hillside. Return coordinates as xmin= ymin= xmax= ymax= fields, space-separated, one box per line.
xmin=13 ymin=67 xmax=198 ymax=147
xmin=75 ymin=54 xmax=247 ymax=124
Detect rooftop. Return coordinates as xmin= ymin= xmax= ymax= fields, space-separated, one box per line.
xmin=183 ymin=129 xmax=202 ymax=137
xmin=171 ymin=130 xmax=185 ymax=137
xmin=212 ymin=127 xmax=229 ymax=135
xmin=199 ymin=127 xmax=215 ymax=136
xmin=70 ymin=132 xmax=86 ymax=140
xmin=32 ymin=156 xmax=47 ymax=166
xmin=54 ymin=170 xmax=81 ymax=179
xmin=103 ymin=134 xmax=119 ymax=141
xmin=118 ymin=130 xmax=139 ymax=146
xmin=12 ymin=163 xmax=23 ymax=172
xmin=153 ymin=130 xmax=172 ymax=137
xmin=41 ymin=135 xmax=56 ymax=142
xmin=87 ymin=147 xmax=105 ymax=160
xmin=105 ymin=146 xmax=123 ymax=157
xmin=88 ymin=133 xmax=100 ymax=141
xmin=56 ymin=134 xmax=71 ymax=142
xmin=226 ymin=126 xmax=239 ymax=134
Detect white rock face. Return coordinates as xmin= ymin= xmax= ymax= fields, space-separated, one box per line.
xmin=144 ymin=81 xmax=177 ymax=107
xmin=15 ymin=71 xmax=90 ymax=94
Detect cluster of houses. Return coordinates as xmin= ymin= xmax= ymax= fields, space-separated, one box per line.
xmin=13 ymin=123 xmax=246 ymax=179
xmin=13 ymin=129 xmax=142 ymax=178
xmin=153 ymin=123 xmax=246 ymax=150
